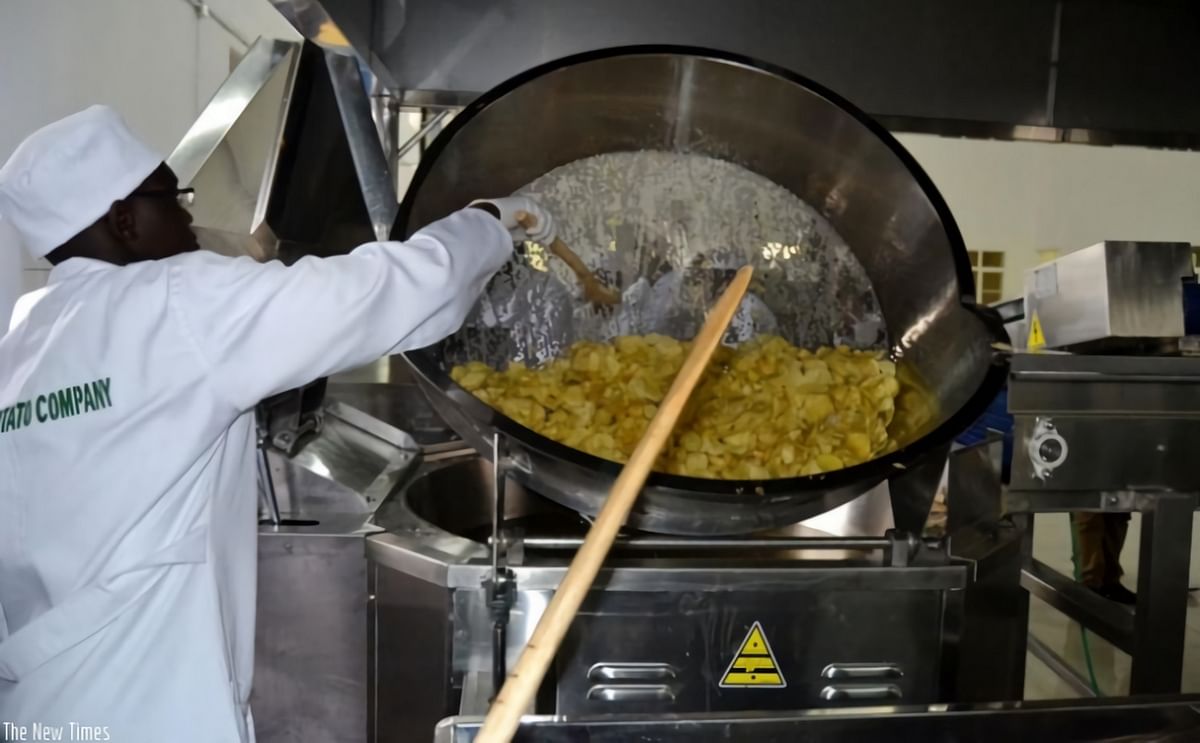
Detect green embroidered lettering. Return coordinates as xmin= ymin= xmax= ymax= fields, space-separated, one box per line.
xmin=95 ymin=378 xmax=112 ymax=408
xmin=2 ymin=378 xmax=113 ymax=435
xmin=11 ymin=402 xmax=30 ymax=431
xmin=57 ymin=389 xmax=75 ymax=418
xmin=48 ymin=392 xmax=62 ymax=420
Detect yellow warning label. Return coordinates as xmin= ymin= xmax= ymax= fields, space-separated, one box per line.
xmin=719 ymin=621 xmax=786 ymax=688
xmin=1028 ymin=312 xmax=1046 ymax=351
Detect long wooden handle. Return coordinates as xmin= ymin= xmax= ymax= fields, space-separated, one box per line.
xmin=475 ymin=266 xmax=754 ymax=743
xmin=546 ymin=237 xmax=596 ymax=284
xmin=515 ymin=211 xmax=619 ymax=305
xmin=515 ymin=212 xmax=593 ymax=281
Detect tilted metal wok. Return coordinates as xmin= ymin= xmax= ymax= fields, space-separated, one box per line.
xmin=395 ymin=46 xmax=1006 ymax=535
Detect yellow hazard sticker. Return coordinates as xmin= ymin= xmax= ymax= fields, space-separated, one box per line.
xmin=1028 ymin=312 xmax=1046 ymax=351
xmin=719 ymin=621 xmax=786 ymax=688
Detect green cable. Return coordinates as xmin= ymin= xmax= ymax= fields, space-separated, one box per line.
xmin=1068 ymin=516 xmax=1103 ymax=696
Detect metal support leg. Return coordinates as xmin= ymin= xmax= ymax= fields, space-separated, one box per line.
xmin=1129 ymin=494 xmax=1195 ymax=694
xmin=258 ymin=446 xmax=282 ymax=526
xmin=888 ymin=443 xmax=950 ymax=535
xmin=487 ymin=433 xmax=516 ymax=699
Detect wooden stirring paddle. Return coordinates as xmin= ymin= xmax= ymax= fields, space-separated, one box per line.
xmin=516 ymin=212 xmax=621 ymax=306
xmin=474 ymin=266 xmax=754 ymax=743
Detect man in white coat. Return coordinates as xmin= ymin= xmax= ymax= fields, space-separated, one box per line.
xmin=0 ymin=219 xmax=23 ymax=331
xmin=0 ymin=106 xmax=551 ymax=742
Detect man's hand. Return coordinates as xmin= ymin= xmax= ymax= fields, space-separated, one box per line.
xmin=469 ymin=196 xmax=556 ymax=244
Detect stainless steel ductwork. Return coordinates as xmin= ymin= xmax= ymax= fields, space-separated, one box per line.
xmin=271 ymin=0 xmax=1200 ymax=150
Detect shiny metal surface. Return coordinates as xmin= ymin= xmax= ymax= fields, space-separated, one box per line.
xmin=796 ymin=482 xmax=895 ymax=554
xmin=270 ymin=0 xmax=360 ymax=55
xmin=516 ymin=536 xmax=899 ymax=552
xmin=253 ymin=390 xmax=442 ymax=743
xmin=169 ymin=36 xmax=387 ymax=262
xmin=551 ymin=588 xmax=939 ymax=714
xmin=367 ymin=457 xmax=1027 ymax=737
xmin=587 ymin=685 xmax=675 ymax=703
xmin=821 ymin=662 xmax=903 ymax=680
xmin=947 ymin=436 xmax=1005 ymax=534
xmin=284 ymin=1 xmax=1200 ymax=150
xmin=1008 ymin=354 xmax=1200 ymax=694
xmin=168 ymin=38 xmax=301 ymax=260
xmin=395 ymin=110 xmax=450 ymax=162
xmin=943 ymin=522 xmax=1029 ymax=703
xmin=367 ymin=458 xmax=966 ymax=592
xmin=1022 ymin=558 xmax=1134 ymax=654
xmin=254 ymin=526 xmax=368 ymax=743
xmin=390 ymin=91 xmax=1200 ymax=151
xmin=434 ymin=697 xmax=1200 ymax=743
xmin=498 ymin=150 xmax=884 ymax=357
xmin=396 ymin=48 xmax=1006 ymax=535
xmin=369 ymin=0 xmax=1062 ymax=127
xmin=1131 ymin=494 xmax=1195 ymax=695
xmin=1024 ymin=241 xmax=1195 ymax=352
xmin=1009 ymin=354 xmax=1200 ymax=493
xmin=371 ymin=558 xmax=453 ymax=743
xmin=818 ymin=684 xmax=902 ymax=702
xmin=272 ymin=401 xmax=421 ymax=511
xmin=588 ymin=663 xmax=678 ymax=682
xmin=1021 ymin=495 xmax=1197 ymax=698
xmin=887 ymin=443 xmax=949 ymax=536
xmin=253 ymin=442 xmax=400 ymax=743
xmin=259 ymin=447 xmax=283 ymax=526
xmin=269 ymin=0 xmax=400 ymax=89
xmin=324 ymin=51 xmax=397 ymax=241
xmin=326 ymin=359 xmax=462 ymax=447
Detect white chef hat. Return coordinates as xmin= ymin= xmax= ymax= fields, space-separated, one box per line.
xmin=0 ymin=105 xmax=162 ymax=258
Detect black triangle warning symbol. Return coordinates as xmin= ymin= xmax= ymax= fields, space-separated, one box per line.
xmin=719 ymin=621 xmax=786 ymax=688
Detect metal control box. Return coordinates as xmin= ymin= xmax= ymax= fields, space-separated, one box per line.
xmin=1023 ymin=241 xmax=1194 ymax=352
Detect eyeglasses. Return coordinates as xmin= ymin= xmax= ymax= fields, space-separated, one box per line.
xmin=130 ymin=187 xmax=196 ymax=209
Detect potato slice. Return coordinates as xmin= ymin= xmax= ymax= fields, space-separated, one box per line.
xmin=451 ymin=334 xmax=904 ymax=480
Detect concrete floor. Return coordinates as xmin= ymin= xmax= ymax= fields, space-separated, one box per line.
xmin=1023 ymin=512 xmax=1200 ymax=699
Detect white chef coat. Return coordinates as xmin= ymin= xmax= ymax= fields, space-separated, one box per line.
xmin=0 ymin=209 xmax=510 ymax=742
xmin=0 ymin=219 xmax=23 ymax=333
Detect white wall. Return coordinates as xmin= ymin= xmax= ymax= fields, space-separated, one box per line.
xmin=0 ymin=0 xmax=297 ymax=329
xmin=896 ymin=134 xmax=1200 ymax=300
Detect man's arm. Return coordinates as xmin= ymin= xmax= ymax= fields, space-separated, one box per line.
xmin=170 ymin=208 xmax=512 ymax=411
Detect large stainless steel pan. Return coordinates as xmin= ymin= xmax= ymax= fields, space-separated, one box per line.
xmin=395 ymin=47 xmax=1006 ymax=535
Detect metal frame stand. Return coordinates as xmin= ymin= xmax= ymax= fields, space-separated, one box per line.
xmin=1016 ymin=492 xmax=1196 ymax=695
xmin=1131 ymin=493 xmax=1194 ymax=693
xmin=1007 ymin=352 xmax=1200 ymax=696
